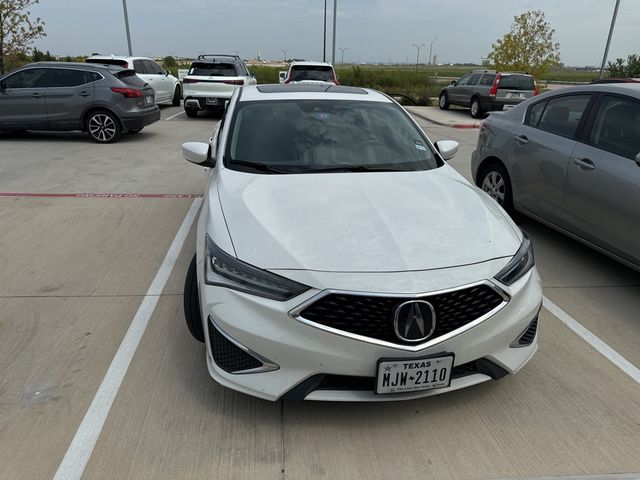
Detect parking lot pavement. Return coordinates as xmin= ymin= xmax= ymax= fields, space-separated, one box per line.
xmin=406 ymin=105 xmax=483 ymax=129
xmin=1 ymin=110 xmax=639 ymax=480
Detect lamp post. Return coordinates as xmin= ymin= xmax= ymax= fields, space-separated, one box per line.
xmin=281 ymin=49 xmax=288 ymax=64
xmin=412 ymin=43 xmax=425 ymax=72
xmin=121 ymin=0 xmax=133 ymax=55
xmin=599 ymin=0 xmax=621 ymax=79
xmin=323 ymin=0 xmax=327 ymax=62
xmin=331 ymin=0 xmax=337 ymax=65
xmin=428 ymin=36 xmax=438 ymax=66
xmin=339 ymin=47 xmax=349 ymax=65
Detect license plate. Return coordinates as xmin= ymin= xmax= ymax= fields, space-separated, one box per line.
xmin=206 ymin=98 xmax=219 ymax=105
xmin=376 ymin=355 xmax=454 ymax=394
xmin=506 ymin=92 xmax=525 ymax=99
xmin=144 ymin=95 xmax=153 ymax=105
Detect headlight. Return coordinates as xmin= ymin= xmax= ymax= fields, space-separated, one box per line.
xmin=204 ymin=235 xmax=310 ymax=301
xmin=494 ymin=232 xmax=535 ymax=286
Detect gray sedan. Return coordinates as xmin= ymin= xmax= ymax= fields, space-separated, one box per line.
xmin=0 ymin=62 xmax=160 ymax=143
xmin=472 ymin=83 xmax=640 ymax=271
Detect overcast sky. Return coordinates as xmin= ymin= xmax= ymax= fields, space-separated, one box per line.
xmin=30 ymin=0 xmax=639 ymax=66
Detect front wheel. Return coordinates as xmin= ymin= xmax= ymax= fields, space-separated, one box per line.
xmin=184 ymin=254 xmax=205 ymax=342
xmin=86 ymin=111 xmax=121 ymax=143
xmin=478 ymin=163 xmax=513 ymax=212
xmin=470 ymin=97 xmax=483 ymax=118
xmin=439 ymin=92 xmax=450 ymax=110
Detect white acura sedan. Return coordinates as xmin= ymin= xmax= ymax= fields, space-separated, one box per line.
xmin=182 ymin=84 xmax=542 ymax=402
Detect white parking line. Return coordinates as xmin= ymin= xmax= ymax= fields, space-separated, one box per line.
xmin=165 ymin=110 xmax=186 ymax=121
xmin=544 ymin=296 xmax=640 ymax=384
xmin=52 ymin=198 xmax=202 ymax=480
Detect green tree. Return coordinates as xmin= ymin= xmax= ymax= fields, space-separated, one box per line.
xmin=608 ymin=54 xmax=640 ymax=78
xmin=0 ymin=0 xmax=46 ymax=74
xmin=488 ymin=10 xmax=561 ymax=79
xmin=163 ymin=55 xmax=177 ymax=68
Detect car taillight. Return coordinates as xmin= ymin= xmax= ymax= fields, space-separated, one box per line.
xmin=489 ymin=75 xmax=500 ymax=97
xmin=111 ymin=87 xmax=143 ymax=98
xmin=182 ymin=78 xmax=198 ymax=84
xmin=222 ymin=79 xmax=244 ymax=85
xmin=534 ymin=79 xmax=539 ymax=96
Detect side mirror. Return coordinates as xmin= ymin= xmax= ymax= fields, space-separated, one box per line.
xmin=434 ymin=140 xmax=459 ymax=161
xmin=450 ymin=80 xmax=457 ymax=86
xmin=164 ymin=70 xmax=169 ymax=76
xmin=183 ymin=142 xmax=215 ymax=168
xmin=636 ymin=152 xmax=640 ymax=168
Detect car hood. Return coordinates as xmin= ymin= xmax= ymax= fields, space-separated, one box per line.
xmin=216 ymin=166 xmax=521 ymax=272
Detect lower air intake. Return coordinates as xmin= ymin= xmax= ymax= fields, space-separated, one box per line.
xmin=208 ymin=321 xmax=263 ymax=373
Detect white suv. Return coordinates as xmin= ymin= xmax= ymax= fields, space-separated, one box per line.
xmin=86 ymin=55 xmax=181 ymax=106
xmin=182 ymin=54 xmax=256 ymax=117
xmin=283 ymin=61 xmax=338 ymax=84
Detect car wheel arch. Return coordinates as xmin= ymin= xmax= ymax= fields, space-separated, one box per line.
xmin=83 ymin=106 xmax=123 ymax=132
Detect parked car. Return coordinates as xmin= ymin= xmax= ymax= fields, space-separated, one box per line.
xmin=472 ymin=83 xmax=640 ymax=271
xmin=283 ymin=61 xmax=338 ymax=84
xmin=86 ymin=55 xmax=181 ymax=106
xmin=182 ymin=54 xmax=256 ymax=117
xmin=590 ymin=78 xmax=640 ymax=84
xmin=439 ymin=71 xmax=538 ymax=118
xmin=180 ymin=84 xmax=542 ymax=402
xmin=0 ymin=62 xmax=160 ymax=143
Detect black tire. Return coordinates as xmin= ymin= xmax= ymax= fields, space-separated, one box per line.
xmin=470 ymin=97 xmax=484 ymax=118
xmin=172 ymin=85 xmax=181 ymax=106
xmin=478 ymin=162 xmax=513 ymax=212
xmin=439 ymin=92 xmax=450 ymax=110
xmin=128 ymin=127 xmax=143 ymax=134
xmin=184 ymin=254 xmax=205 ymax=342
xmin=86 ymin=110 xmax=122 ymax=143
xmin=185 ymin=107 xmax=198 ymax=118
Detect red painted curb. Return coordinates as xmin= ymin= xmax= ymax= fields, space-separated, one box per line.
xmin=0 ymin=192 xmax=204 ymax=199
xmin=452 ymin=124 xmax=481 ymax=129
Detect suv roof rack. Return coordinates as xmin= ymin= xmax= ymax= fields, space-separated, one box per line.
xmin=196 ymin=54 xmax=241 ymax=62
xmin=473 ymin=69 xmax=497 ymax=73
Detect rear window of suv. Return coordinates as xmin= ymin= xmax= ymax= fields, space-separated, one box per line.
xmin=189 ymin=63 xmax=237 ymax=76
xmin=86 ymin=58 xmax=129 ymax=68
xmin=498 ymin=74 xmax=535 ymax=90
xmin=290 ymin=66 xmax=334 ymax=82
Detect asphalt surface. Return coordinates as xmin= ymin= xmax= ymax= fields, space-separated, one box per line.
xmin=1 ymin=104 xmax=639 ymax=480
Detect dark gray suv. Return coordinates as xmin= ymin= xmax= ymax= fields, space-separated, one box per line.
xmin=439 ymin=71 xmax=538 ymax=118
xmin=0 ymin=62 xmax=160 ymax=143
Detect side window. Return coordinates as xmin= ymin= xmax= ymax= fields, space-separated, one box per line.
xmin=133 ymin=60 xmax=147 ymax=74
xmin=589 ymin=95 xmax=640 ymax=160
xmin=467 ymin=73 xmax=481 ymax=85
xmin=47 ymin=69 xmax=94 ymax=87
xmin=456 ymin=74 xmax=472 ymax=86
xmin=536 ymin=95 xmax=591 ymax=138
xmin=147 ymin=60 xmax=165 ymax=75
xmin=238 ymin=63 xmax=249 ymax=76
xmin=526 ymin=101 xmax=548 ymax=127
xmin=88 ymin=72 xmax=103 ymax=83
xmin=2 ymin=68 xmax=49 ymax=88
xmin=479 ymin=74 xmax=496 ymax=86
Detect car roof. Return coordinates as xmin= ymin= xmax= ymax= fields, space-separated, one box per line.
xmin=537 ymin=83 xmax=640 ymax=100
xmin=86 ymin=55 xmax=152 ymax=61
xmin=289 ymin=61 xmax=334 ymax=68
xmin=240 ymin=84 xmax=392 ymax=103
xmin=18 ymin=61 xmax=124 ymax=72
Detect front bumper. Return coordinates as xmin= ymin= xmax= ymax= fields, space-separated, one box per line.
xmin=198 ymin=263 xmax=543 ymax=402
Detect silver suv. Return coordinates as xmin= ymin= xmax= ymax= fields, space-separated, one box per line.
xmin=439 ymin=71 xmax=538 ymax=118
xmin=0 ymin=62 xmax=160 ymax=143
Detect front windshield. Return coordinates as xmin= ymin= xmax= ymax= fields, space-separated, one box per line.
xmin=226 ymin=100 xmax=441 ymax=174
xmin=291 ymin=66 xmax=334 ymax=82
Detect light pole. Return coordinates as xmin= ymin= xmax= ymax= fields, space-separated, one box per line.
xmin=281 ymin=49 xmax=288 ymax=64
xmin=323 ymin=0 xmax=327 ymax=62
xmin=599 ymin=0 xmax=621 ymax=79
xmin=121 ymin=0 xmax=133 ymax=55
xmin=428 ymin=36 xmax=437 ymax=66
xmin=339 ymin=47 xmax=349 ymax=65
xmin=412 ymin=43 xmax=425 ymax=72
xmin=331 ymin=0 xmax=337 ymax=65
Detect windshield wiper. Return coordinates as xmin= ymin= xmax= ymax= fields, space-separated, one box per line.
xmin=304 ymin=165 xmax=409 ymax=173
xmin=229 ymin=160 xmax=292 ymax=174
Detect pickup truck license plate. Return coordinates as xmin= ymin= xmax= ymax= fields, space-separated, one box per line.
xmin=206 ymin=98 xmax=219 ymax=105
xmin=376 ymin=355 xmax=454 ymax=394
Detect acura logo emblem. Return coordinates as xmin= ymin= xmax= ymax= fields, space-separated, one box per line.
xmin=394 ymin=300 xmax=436 ymax=343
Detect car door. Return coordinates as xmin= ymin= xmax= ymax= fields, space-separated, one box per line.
xmin=144 ymin=59 xmax=171 ymax=103
xmin=0 ymin=68 xmax=49 ymax=130
xmin=448 ymin=74 xmax=471 ymax=105
xmin=510 ymin=93 xmax=593 ymax=224
xmin=562 ymin=94 xmax=640 ymax=264
xmin=44 ymin=68 xmax=97 ymax=130
xmin=458 ymin=73 xmax=481 ymax=106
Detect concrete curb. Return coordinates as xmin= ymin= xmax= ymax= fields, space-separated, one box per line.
xmin=406 ymin=106 xmax=481 ymax=129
